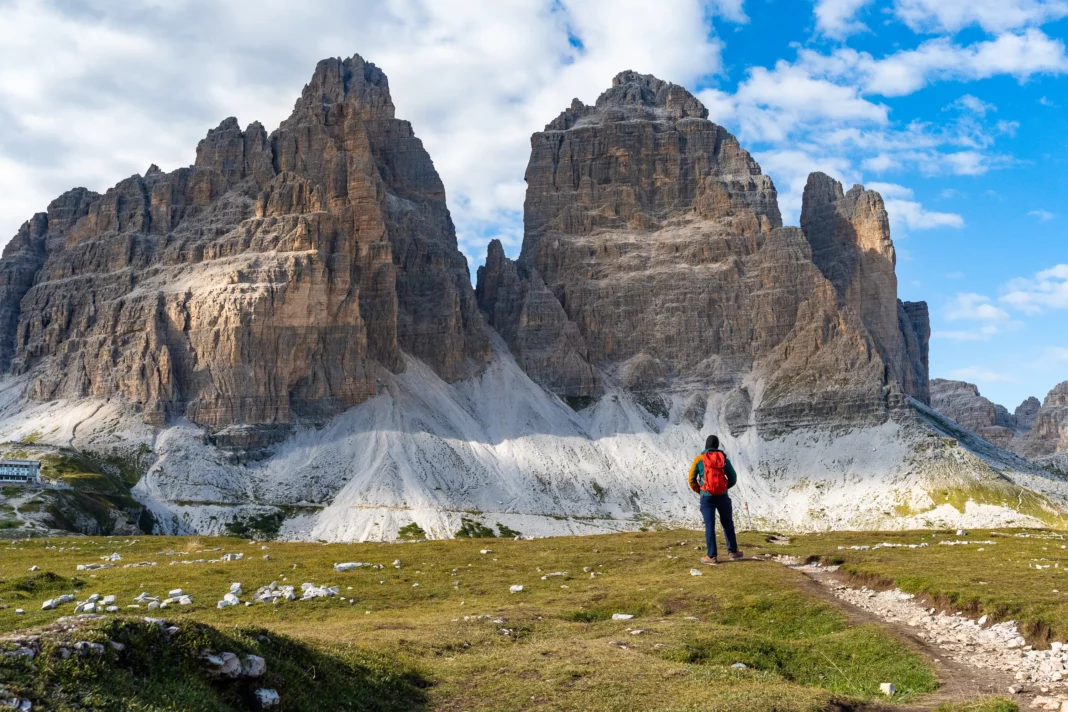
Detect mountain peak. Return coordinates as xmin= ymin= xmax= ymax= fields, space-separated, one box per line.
xmin=293 ymin=54 xmax=395 ymax=121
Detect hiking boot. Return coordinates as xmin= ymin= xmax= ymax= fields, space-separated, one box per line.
xmin=700 ymin=555 xmax=718 ymax=565
xmin=728 ymin=550 xmax=744 ymax=561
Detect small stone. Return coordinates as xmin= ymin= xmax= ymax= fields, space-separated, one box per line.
xmin=612 ymin=613 xmax=633 ymax=620
xmin=879 ymin=683 xmax=896 ymax=696
xmin=731 ymin=662 xmax=746 ymax=669
xmin=241 ymin=654 xmax=266 ymax=678
xmin=28 ymin=565 xmax=39 ymax=571
xmin=509 ymin=585 xmax=523 ymax=593
xmin=14 ymin=609 xmax=24 ymax=615
xmin=689 ymin=568 xmax=703 ymax=576
xmin=229 ymin=583 xmax=243 ymax=595
xmin=254 ymin=689 xmax=280 ymax=708
xmin=978 ymin=615 xmax=988 ymax=626
xmin=480 ymin=550 xmax=492 ymax=555
xmin=168 ymin=588 xmax=183 ymax=598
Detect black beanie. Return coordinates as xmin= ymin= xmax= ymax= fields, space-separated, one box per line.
xmin=705 ymin=434 xmax=719 ymax=450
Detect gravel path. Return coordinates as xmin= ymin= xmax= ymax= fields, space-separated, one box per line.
xmin=774 ymin=555 xmax=1068 ymax=711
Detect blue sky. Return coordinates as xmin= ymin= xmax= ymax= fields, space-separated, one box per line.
xmin=0 ymin=0 xmax=1065 ymax=409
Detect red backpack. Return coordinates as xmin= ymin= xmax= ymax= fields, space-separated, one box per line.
xmin=700 ymin=451 xmax=728 ymax=495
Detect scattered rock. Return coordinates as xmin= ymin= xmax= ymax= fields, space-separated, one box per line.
xmin=689 ymin=568 xmax=703 ymax=576
xmin=254 ymin=689 xmax=280 ymax=708
xmin=509 ymin=585 xmax=523 ymax=593
xmin=612 ymin=614 xmax=633 ymax=621
xmin=241 ymin=654 xmax=266 ymax=678
xmin=879 ymin=682 xmax=896 ymax=696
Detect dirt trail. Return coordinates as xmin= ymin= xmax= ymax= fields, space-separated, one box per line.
xmin=778 ymin=560 xmax=1020 ymax=711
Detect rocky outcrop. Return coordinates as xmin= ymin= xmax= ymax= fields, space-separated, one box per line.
xmin=800 ymin=173 xmax=929 ymax=405
xmin=477 ymin=71 xmax=929 ymax=434
xmin=1015 ymin=397 xmax=1042 ymax=434
xmin=1016 ymin=382 xmax=1068 ymax=459
xmin=930 ymin=379 xmax=1015 ymax=448
xmin=0 ymin=55 xmax=488 ymax=452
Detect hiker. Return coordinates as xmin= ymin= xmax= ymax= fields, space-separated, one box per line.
xmin=688 ymin=434 xmax=743 ymax=564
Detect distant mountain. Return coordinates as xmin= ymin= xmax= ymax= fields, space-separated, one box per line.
xmin=930 ymin=379 xmax=1068 ymax=471
xmin=0 ymin=56 xmax=1065 ymax=538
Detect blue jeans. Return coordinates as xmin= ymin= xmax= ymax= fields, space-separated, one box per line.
xmin=700 ymin=494 xmax=738 ymax=559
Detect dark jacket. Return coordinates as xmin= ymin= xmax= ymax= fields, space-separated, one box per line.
xmin=687 ymin=449 xmax=737 ymax=495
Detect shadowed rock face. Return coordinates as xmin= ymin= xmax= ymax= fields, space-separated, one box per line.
xmin=1016 ymin=382 xmax=1068 ymax=458
xmin=477 ymin=71 xmax=930 ymax=434
xmin=0 ymin=54 xmax=488 ymax=451
xmin=800 ymin=173 xmax=929 ymax=405
xmin=930 ymin=379 xmax=1015 ymax=448
xmin=1015 ymin=396 xmax=1042 ymax=433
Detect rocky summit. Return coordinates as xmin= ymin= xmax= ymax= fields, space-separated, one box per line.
xmin=0 ymin=55 xmax=487 ymax=454
xmin=0 ymin=58 xmax=1066 ymax=539
xmin=477 ymin=71 xmax=930 ymax=435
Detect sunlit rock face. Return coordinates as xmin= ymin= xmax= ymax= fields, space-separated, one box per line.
xmin=478 ymin=71 xmax=930 ymax=436
xmin=0 ymin=55 xmax=488 ymax=452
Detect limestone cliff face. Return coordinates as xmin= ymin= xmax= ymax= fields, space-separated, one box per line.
xmin=930 ymin=379 xmax=1015 ymax=448
xmin=800 ymin=173 xmax=929 ymax=405
xmin=0 ymin=55 xmax=488 ymax=451
xmin=1015 ymin=396 xmax=1042 ymax=434
xmin=478 ymin=71 xmax=929 ymax=434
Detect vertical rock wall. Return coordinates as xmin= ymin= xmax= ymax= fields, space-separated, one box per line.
xmin=0 ymin=54 xmax=488 ymax=451
xmin=478 ymin=71 xmax=930 ymax=433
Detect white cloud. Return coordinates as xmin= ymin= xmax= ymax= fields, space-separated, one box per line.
xmin=947 ymin=292 xmax=1013 ymax=322
xmin=893 ymin=0 xmax=1068 ymax=34
xmin=947 ymin=366 xmax=1013 ymax=382
xmin=1028 ymin=209 xmax=1056 ymax=221
xmin=814 ymin=0 xmax=874 ymax=38
xmin=798 ymin=30 xmax=1068 ymax=98
xmin=1001 ymin=264 xmax=1068 ymax=314
xmin=935 ymin=292 xmax=1017 ymax=340
xmin=949 ymin=94 xmax=997 ymax=115
xmin=710 ymin=0 xmax=749 ymax=23
xmin=864 ymin=182 xmax=965 ymax=230
xmin=0 ymin=0 xmax=736 ymax=267
xmin=883 ymin=199 xmax=965 ymax=230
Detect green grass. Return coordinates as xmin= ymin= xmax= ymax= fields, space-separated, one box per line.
xmin=0 ymin=530 xmax=943 ymax=711
xmin=0 ymin=618 xmax=427 ymax=711
xmin=0 ymin=571 xmax=85 ymax=598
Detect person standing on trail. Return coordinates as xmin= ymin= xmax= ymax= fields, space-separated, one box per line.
xmin=688 ymin=434 xmax=743 ymax=564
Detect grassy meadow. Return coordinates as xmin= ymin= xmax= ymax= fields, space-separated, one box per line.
xmin=0 ymin=526 xmax=1062 ymax=711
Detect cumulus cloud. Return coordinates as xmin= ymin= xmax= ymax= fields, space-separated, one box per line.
xmin=949 ymin=94 xmax=997 ymax=115
xmin=1000 ymin=264 xmax=1068 ymax=314
xmin=0 ymin=0 xmax=735 ymax=267
xmin=883 ymin=199 xmax=965 ymax=230
xmin=934 ymin=292 xmax=1017 ymax=340
xmin=893 ymin=0 xmax=1068 ymax=34
xmin=1028 ymin=209 xmax=1056 ymax=221
xmin=946 ymin=292 xmax=1013 ymax=322
xmin=798 ymin=30 xmax=1068 ymax=98
xmin=814 ymin=0 xmax=875 ymax=38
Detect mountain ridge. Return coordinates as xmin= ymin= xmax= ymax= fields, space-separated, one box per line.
xmin=0 ymin=55 xmax=1065 ymax=538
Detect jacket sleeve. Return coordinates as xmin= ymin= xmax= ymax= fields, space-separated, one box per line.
xmin=724 ymin=457 xmax=738 ymax=489
xmin=687 ymin=456 xmax=703 ymax=493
